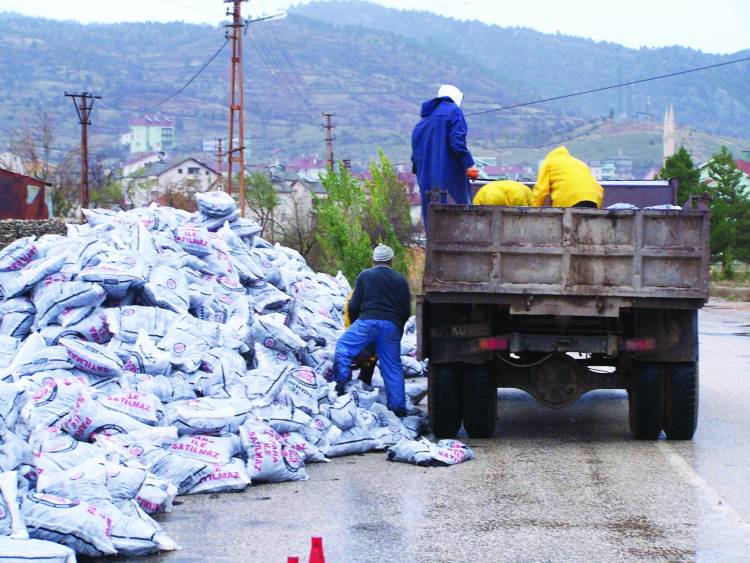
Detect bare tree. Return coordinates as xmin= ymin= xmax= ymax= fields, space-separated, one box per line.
xmin=156 ymin=180 xmax=198 ymax=212
xmin=10 ymin=109 xmax=56 ymax=181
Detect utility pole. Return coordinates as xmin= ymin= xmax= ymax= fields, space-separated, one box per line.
xmin=64 ymin=91 xmax=100 ymax=211
xmin=215 ymin=138 xmax=224 ymax=191
xmin=322 ymin=113 xmax=336 ymax=169
xmin=225 ymin=0 xmax=247 ymax=217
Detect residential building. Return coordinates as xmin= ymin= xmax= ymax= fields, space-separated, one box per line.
xmin=122 ymin=152 xmax=165 ymax=178
xmin=0 ymin=152 xmax=26 ymax=175
xmin=587 ymin=156 xmax=634 ymax=181
xmin=0 ymin=168 xmax=53 ymax=219
xmin=287 ymin=154 xmax=328 ymax=181
xmin=202 ymin=138 xmax=251 ymax=153
xmin=481 ymin=164 xmax=535 ymax=181
xmin=122 ymin=157 xmax=218 ymax=207
xmin=588 ymin=160 xmax=617 ymax=181
xmin=737 ymin=150 xmax=750 ymax=176
xmin=129 ymin=115 xmax=176 ymax=154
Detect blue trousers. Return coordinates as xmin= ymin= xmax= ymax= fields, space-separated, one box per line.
xmin=334 ymin=319 xmax=405 ymax=412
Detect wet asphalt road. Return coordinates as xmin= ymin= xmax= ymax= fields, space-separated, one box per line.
xmin=130 ymin=302 xmax=750 ymax=563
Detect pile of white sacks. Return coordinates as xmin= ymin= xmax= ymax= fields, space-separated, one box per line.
xmin=0 ymin=192 xmax=472 ymax=561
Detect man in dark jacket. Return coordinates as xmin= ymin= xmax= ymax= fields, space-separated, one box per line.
xmin=333 ymin=244 xmax=411 ymax=417
xmin=411 ymin=84 xmax=477 ymax=227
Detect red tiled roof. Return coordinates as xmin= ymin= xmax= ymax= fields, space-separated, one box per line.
xmin=129 ymin=115 xmax=174 ymax=127
xmin=287 ymin=155 xmax=326 ymax=170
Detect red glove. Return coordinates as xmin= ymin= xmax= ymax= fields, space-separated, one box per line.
xmin=467 ymin=167 xmax=479 ymax=180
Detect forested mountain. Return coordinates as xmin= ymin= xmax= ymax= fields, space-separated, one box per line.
xmin=0 ymin=1 xmax=747 ymax=170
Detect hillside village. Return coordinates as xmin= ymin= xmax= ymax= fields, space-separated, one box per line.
xmin=2 ymin=106 xmax=749 ymax=230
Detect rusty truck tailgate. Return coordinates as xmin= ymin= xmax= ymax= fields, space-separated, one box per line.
xmin=423 ymin=206 xmax=710 ymax=300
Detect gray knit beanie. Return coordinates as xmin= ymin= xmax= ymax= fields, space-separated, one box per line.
xmin=372 ymin=244 xmax=394 ymax=262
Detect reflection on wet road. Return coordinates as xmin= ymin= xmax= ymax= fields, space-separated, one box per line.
xmin=130 ymin=302 xmax=750 ymax=563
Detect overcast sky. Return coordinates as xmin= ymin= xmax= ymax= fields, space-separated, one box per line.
xmin=2 ymin=0 xmax=749 ymax=54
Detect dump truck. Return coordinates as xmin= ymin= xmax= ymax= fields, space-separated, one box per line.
xmin=417 ymin=180 xmax=710 ymax=440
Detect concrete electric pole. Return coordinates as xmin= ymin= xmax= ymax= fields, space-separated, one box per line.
xmin=64 ymin=91 xmax=100 ymax=212
xmin=322 ymin=112 xmax=336 ymax=169
xmin=215 ymin=137 xmax=224 ymax=191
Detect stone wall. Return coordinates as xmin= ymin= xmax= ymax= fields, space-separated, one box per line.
xmin=0 ymin=219 xmax=71 ymax=249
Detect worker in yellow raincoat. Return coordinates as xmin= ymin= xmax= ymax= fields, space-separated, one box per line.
xmin=473 ymin=180 xmax=532 ymax=206
xmin=532 ymin=146 xmax=604 ymax=208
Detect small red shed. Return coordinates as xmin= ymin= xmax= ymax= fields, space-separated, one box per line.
xmin=0 ymin=168 xmax=53 ymax=219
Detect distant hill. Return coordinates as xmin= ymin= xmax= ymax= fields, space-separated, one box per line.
xmin=0 ymin=1 xmax=748 ymax=172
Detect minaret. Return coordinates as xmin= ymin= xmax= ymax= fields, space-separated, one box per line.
xmin=663 ymin=103 xmax=676 ymax=160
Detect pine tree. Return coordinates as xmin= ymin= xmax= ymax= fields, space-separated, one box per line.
xmin=706 ymin=146 xmax=750 ymax=261
xmin=658 ymin=146 xmax=701 ymax=205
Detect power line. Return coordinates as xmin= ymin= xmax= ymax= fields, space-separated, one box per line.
xmin=466 ymin=55 xmax=750 ymax=118
xmin=256 ymin=0 xmax=312 ymax=97
xmin=246 ymin=22 xmax=316 ymax=122
xmin=153 ymin=0 xmax=225 ymax=17
xmin=149 ymin=38 xmax=230 ymax=111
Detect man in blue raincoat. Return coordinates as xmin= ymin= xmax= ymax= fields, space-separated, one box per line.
xmin=411 ymin=84 xmax=477 ymax=227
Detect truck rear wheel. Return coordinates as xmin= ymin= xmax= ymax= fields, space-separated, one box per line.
xmin=663 ymin=362 xmax=699 ymax=440
xmin=462 ymin=363 xmax=497 ymax=438
xmin=628 ymin=363 xmax=664 ymax=439
xmin=428 ymin=363 xmax=463 ymax=438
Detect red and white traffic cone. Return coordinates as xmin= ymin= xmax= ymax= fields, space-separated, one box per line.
xmin=309 ymin=536 xmax=325 ymax=563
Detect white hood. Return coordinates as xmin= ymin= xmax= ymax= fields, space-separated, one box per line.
xmin=437 ymin=84 xmax=463 ymax=107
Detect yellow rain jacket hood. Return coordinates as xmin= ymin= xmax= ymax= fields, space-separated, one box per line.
xmin=532 ymin=146 xmax=604 ymax=208
xmin=473 ymin=180 xmax=532 ymax=206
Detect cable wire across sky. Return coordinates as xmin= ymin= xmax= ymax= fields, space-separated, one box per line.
xmin=148 ymin=37 xmax=230 ymax=111
xmin=465 ymin=55 xmax=750 ymax=118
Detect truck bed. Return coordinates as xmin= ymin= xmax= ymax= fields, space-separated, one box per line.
xmin=424 ymin=205 xmax=710 ymax=302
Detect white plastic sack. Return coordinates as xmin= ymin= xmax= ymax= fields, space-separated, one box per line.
xmin=143 ymin=265 xmax=190 ymax=314
xmin=325 ymin=426 xmax=378 ymax=458
xmin=105 ymin=463 xmax=147 ymax=504
xmin=168 ymin=433 xmax=241 ymax=464
xmin=0 ymin=297 xmax=35 ymax=339
xmin=196 ymin=191 xmax=237 ymax=217
xmin=173 ymin=225 xmax=212 ymax=257
xmin=387 ymin=437 xmax=475 ymax=466
xmin=36 ymin=460 xmax=112 ymax=507
xmin=239 ymin=419 xmax=307 ymax=482
xmin=62 ymin=389 xmax=155 ymax=441
xmin=0 ymin=536 xmax=76 ymax=563
xmin=253 ymin=403 xmax=312 ymax=434
xmin=187 ymin=458 xmax=251 ymax=494
xmin=60 ymin=338 xmax=122 ymax=378
xmin=100 ymin=391 xmax=164 ymax=426
xmin=110 ymin=499 xmax=180 ymax=556
xmin=135 ymin=474 xmax=178 ymax=514
xmin=0 ymin=237 xmax=38 ymax=272
xmin=0 ymin=471 xmax=28 ymax=539
xmin=21 ymin=492 xmax=117 ymax=557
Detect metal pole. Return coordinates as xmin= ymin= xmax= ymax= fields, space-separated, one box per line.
xmin=225 ymin=0 xmax=247 ymax=217
xmin=237 ymin=11 xmax=246 ymax=219
xmin=81 ymin=94 xmax=89 ymax=210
